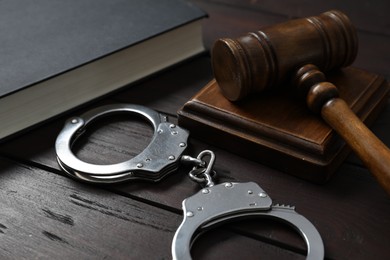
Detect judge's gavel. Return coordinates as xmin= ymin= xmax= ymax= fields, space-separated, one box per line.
xmin=211 ymin=10 xmax=390 ymax=195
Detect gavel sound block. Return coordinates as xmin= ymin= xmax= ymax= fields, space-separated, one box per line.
xmin=177 ymin=11 xmax=390 ymax=183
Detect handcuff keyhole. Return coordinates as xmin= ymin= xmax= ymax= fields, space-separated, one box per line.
xmin=71 ymin=114 xmax=154 ymax=165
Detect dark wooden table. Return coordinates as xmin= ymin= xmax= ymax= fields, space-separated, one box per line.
xmin=1 ymin=1 xmax=389 ymax=259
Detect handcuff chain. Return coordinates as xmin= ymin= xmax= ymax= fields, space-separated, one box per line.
xmin=181 ymin=150 xmax=216 ymax=187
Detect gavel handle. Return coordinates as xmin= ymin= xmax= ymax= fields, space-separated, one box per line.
xmin=296 ymin=64 xmax=390 ymax=195
xmin=322 ymin=98 xmax=390 ymax=195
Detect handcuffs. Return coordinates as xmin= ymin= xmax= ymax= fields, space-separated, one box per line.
xmin=55 ymin=103 xmax=324 ymax=259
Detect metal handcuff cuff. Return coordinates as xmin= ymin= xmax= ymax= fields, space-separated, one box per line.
xmin=55 ymin=103 xmax=324 ymax=259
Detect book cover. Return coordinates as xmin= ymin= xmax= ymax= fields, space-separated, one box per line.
xmin=0 ymin=0 xmax=206 ymax=140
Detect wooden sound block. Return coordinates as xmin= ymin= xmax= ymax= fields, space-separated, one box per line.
xmin=178 ymin=67 xmax=390 ymax=183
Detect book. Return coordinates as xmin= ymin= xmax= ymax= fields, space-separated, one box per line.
xmin=0 ymin=0 xmax=206 ymax=141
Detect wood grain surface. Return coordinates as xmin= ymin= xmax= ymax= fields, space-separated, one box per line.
xmin=0 ymin=0 xmax=389 ymax=259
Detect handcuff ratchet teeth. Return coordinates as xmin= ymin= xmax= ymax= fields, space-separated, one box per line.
xmin=172 ymin=181 xmax=324 ymax=260
xmin=55 ymin=104 xmax=324 ymax=259
xmin=55 ymin=103 xmax=189 ymax=183
xmin=172 ymin=150 xmax=324 ymax=260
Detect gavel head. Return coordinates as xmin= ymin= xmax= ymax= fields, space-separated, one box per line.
xmin=211 ymin=10 xmax=358 ymax=101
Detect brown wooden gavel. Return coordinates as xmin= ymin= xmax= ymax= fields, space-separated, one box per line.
xmin=211 ymin=10 xmax=390 ymax=195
